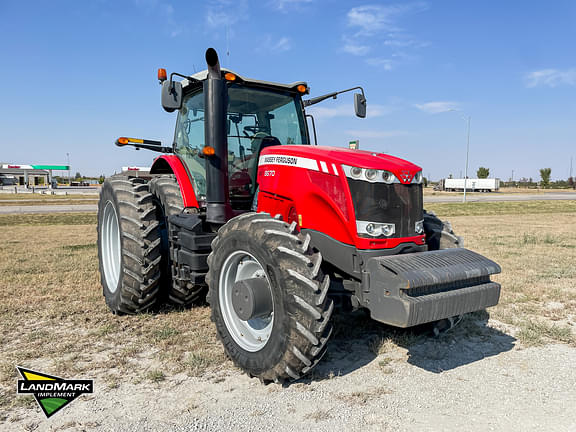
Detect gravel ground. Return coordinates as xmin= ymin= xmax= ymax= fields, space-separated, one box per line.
xmin=4 ymin=317 xmax=576 ymax=432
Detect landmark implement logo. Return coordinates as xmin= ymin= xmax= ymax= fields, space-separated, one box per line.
xmin=16 ymin=367 xmax=94 ymax=418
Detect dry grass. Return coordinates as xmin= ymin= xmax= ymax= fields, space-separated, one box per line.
xmin=426 ymin=201 xmax=576 ymax=347
xmin=0 ymin=201 xmax=575 ymax=411
xmin=0 ymin=219 xmax=228 ymax=411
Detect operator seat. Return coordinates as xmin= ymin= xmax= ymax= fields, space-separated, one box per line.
xmin=249 ymin=135 xmax=281 ymax=192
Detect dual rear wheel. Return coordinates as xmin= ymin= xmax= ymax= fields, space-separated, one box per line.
xmin=98 ymin=174 xmax=204 ymax=313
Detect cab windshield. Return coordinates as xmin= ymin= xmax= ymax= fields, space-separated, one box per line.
xmin=174 ymin=83 xmax=309 ymax=207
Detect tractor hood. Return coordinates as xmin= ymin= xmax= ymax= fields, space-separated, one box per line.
xmin=260 ymin=145 xmax=422 ymax=184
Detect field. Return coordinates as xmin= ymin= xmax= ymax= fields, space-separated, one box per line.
xmin=0 ymin=193 xmax=98 ymax=207
xmin=1 ymin=201 xmax=575 ymax=430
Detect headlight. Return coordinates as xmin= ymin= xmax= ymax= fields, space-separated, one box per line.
xmin=382 ymin=171 xmax=394 ymax=184
xmin=414 ymin=171 xmax=423 ymax=184
xmin=381 ymin=224 xmax=395 ymax=237
xmin=365 ymin=169 xmax=377 ymax=180
xmin=343 ymin=165 xmax=403 ymax=184
xmin=357 ymin=221 xmax=396 ymax=237
xmin=415 ymin=220 xmax=424 ymax=234
xmin=350 ymin=167 xmax=362 ymax=178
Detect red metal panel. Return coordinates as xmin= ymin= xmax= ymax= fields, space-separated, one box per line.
xmin=150 ymin=155 xmax=199 ymax=209
xmin=256 ymin=145 xmax=426 ymax=250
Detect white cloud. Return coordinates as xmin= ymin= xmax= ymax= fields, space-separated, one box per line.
xmin=259 ymin=36 xmax=292 ymax=53
xmin=345 ymin=129 xmax=412 ymax=139
xmin=133 ymin=0 xmax=182 ymax=37
xmin=307 ymin=104 xmax=393 ymax=119
xmin=525 ymin=69 xmax=576 ymax=88
xmin=341 ymin=2 xmax=429 ymax=71
xmin=269 ymin=0 xmax=313 ymax=12
xmin=205 ymin=0 xmax=248 ymax=27
xmin=342 ymin=38 xmax=371 ymax=56
xmin=414 ymin=101 xmax=459 ymax=114
xmin=366 ymin=57 xmax=394 ymax=70
xmin=347 ymin=3 xmax=428 ymax=36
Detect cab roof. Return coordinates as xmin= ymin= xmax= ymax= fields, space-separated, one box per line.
xmin=181 ymin=68 xmax=308 ymax=94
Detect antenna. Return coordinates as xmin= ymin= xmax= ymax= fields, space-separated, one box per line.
xmin=226 ymin=25 xmax=230 ymax=67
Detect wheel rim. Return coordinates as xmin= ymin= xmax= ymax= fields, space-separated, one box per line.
xmin=219 ymin=250 xmax=274 ymax=352
xmin=101 ymin=200 xmax=121 ymax=292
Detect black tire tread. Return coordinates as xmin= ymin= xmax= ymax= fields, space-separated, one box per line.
xmin=97 ymin=175 xmax=162 ymax=314
xmin=149 ymin=175 xmax=207 ymax=306
xmin=206 ymin=212 xmax=334 ymax=383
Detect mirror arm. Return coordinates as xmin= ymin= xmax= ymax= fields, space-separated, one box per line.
xmin=165 ymin=72 xmax=200 ymax=95
xmin=303 ymin=86 xmax=365 ymax=107
xmin=115 ymin=140 xmax=174 ymax=154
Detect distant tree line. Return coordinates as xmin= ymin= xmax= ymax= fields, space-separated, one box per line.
xmin=434 ymin=166 xmax=575 ymax=189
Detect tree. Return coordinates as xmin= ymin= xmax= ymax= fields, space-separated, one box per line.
xmin=569 ymin=177 xmax=575 ymax=190
xmin=448 ymin=173 xmax=453 ymax=179
xmin=75 ymin=172 xmax=82 ymax=180
xmin=477 ymin=167 xmax=490 ymax=178
xmin=99 ymin=174 xmax=105 ymax=184
xmin=539 ymin=168 xmax=551 ymax=188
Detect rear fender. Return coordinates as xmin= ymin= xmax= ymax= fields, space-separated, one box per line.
xmin=150 ymin=155 xmax=199 ymax=209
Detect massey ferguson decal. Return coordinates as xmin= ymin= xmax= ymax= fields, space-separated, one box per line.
xmin=400 ymin=169 xmax=413 ymax=183
xmin=258 ymin=155 xmax=319 ymax=171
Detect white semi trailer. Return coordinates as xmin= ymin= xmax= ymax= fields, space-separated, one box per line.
xmin=440 ymin=178 xmax=500 ymax=192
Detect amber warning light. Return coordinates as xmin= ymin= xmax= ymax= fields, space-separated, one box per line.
xmin=158 ymin=68 xmax=167 ymax=82
xmin=202 ymin=146 xmax=216 ymax=156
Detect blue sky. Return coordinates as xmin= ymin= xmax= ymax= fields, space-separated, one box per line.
xmin=1 ymin=0 xmax=575 ymax=181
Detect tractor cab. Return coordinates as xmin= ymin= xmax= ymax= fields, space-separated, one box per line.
xmin=172 ymin=73 xmax=311 ymax=210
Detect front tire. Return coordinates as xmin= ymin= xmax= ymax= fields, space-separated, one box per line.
xmin=206 ymin=213 xmax=334 ymax=383
xmin=423 ymin=210 xmax=463 ymax=250
xmin=97 ymin=176 xmax=162 ymax=314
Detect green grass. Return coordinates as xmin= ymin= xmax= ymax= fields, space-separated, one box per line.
xmin=0 ymin=213 xmax=97 ymax=226
xmin=426 ymin=200 xmax=576 ymax=217
xmin=516 ymin=321 xmax=575 ymax=346
xmin=0 ymin=194 xmax=98 ymax=200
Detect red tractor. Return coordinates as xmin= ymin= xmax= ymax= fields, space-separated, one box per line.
xmin=97 ymin=48 xmax=501 ymax=382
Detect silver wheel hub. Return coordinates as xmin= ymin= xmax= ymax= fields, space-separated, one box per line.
xmin=219 ymin=250 xmax=274 ymax=352
xmin=101 ymin=200 xmax=121 ymax=292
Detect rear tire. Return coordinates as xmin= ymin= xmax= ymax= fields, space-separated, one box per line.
xmin=206 ymin=213 xmax=334 ymax=383
xmin=149 ymin=175 xmax=207 ymax=306
xmin=97 ymin=175 xmax=162 ymax=314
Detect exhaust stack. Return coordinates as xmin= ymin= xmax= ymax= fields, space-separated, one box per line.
xmin=204 ymin=48 xmax=232 ymax=225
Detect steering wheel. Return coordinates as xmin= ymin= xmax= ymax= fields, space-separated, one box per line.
xmin=243 ymin=125 xmax=269 ymax=135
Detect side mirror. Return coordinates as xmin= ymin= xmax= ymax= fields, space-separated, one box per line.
xmin=354 ymin=93 xmax=366 ymax=118
xmin=161 ymin=80 xmax=183 ymax=112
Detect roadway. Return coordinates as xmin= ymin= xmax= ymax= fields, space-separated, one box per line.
xmin=0 ymin=193 xmax=574 ymax=214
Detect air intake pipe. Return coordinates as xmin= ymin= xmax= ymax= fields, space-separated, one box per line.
xmin=204 ymin=48 xmax=232 ymax=225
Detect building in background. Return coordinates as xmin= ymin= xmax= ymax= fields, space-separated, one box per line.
xmin=0 ymin=163 xmax=70 ymax=188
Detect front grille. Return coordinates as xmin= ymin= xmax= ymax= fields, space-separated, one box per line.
xmin=347 ymin=180 xmax=423 ymax=238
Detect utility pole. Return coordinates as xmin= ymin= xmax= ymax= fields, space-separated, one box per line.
xmin=67 ymin=153 xmax=70 ymax=186
xmin=462 ymin=115 xmax=471 ymax=203
xmin=447 ymin=109 xmax=471 ymax=203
